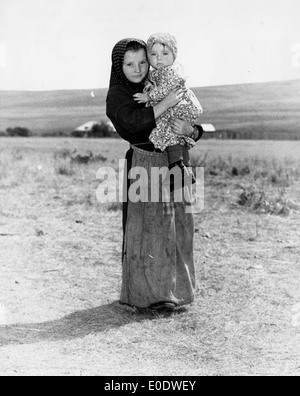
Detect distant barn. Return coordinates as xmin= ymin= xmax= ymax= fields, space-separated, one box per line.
xmin=71 ymin=120 xmax=116 ymax=138
xmin=71 ymin=121 xmax=98 ymax=137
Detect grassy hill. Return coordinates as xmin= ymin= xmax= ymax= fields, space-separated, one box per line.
xmin=0 ymin=79 xmax=299 ymax=139
xmin=193 ymin=79 xmax=300 ymax=140
xmin=0 ymin=89 xmax=108 ymax=136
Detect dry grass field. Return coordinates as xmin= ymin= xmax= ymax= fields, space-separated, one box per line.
xmin=0 ymin=137 xmax=300 ymax=376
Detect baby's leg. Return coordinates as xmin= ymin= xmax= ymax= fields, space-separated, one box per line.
xmin=182 ymin=146 xmax=196 ymax=184
xmin=167 ymin=145 xmax=191 ymax=167
xmin=182 ymin=146 xmax=191 ymax=167
xmin=165 ymin=145 xmax=196 ymax=191
xmin=166 ymin=144 xmax=184 ymax=167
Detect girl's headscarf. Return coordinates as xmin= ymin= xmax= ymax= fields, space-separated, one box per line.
xmin=109 ymin=38 xmax=147 ymax=88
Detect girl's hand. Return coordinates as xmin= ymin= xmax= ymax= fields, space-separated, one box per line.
xmin=133 ymin=92 xmax=150 ymax=104
xmin=170 ymin=118 xmax=194 ymax=137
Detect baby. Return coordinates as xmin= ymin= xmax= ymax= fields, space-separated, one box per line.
xmin=134 ymin=33 xmax=203 ymax=186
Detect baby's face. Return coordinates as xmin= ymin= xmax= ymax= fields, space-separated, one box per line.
xmin=147 ymin=43 xmax=174 ymax=69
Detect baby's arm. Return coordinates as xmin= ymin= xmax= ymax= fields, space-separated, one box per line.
xmin=133 ymin=88 xmax=165 ymax=105
xmin=133 ymin=92 xmax=150 ymax=104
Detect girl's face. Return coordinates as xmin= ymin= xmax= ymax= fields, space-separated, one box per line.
xmin=148 ymin=43 xmax=174 ymax=69
xmin=122 ymin=49 xmax=148 ymax=83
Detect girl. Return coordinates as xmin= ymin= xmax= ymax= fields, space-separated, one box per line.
xmin=106 ymin=38 xmax=203 ymax=312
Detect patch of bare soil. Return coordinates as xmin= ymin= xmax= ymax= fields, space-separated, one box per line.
xmin=0 ymin=138 xmax=300 ymax=376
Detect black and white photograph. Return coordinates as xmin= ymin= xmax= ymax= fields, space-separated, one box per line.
xmin=0 ymin=0 xmax=300 ymax=377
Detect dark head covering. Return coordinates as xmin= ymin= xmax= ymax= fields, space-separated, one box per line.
xmin=109 ymin=38 xmax=148 ymax=89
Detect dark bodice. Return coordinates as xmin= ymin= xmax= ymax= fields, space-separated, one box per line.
xmin=106 ymin=84 xmax=156 ymax=145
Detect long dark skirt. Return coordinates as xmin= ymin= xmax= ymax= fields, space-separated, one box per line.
xmin=120 ymin=145 xmax=196 ymax=308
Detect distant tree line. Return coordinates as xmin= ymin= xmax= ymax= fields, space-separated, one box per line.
xmin=202 ymin=129 xmax=300 ymax=140
xmin=5 ymin=127 xmax=32 ymax=137
xmin=0 ymin=121 xmax=117 ymax=138
xmin=1 ymin=125 xmax=299 ymax=140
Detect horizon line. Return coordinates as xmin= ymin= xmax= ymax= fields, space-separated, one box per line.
xmin=0 ymin=78 xmax=299 ymax=93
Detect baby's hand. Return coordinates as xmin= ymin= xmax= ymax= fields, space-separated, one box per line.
xmin=133 ymin=92 xmax=150 ymax=104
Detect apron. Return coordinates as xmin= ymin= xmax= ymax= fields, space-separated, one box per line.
xmin=120 ymin=145 xmax=196 ymax=307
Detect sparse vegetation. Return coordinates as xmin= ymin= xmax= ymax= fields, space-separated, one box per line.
xmin=54 ymin=148 xmax=108 ymax=166
xmin=237 ymin=186 xmax=296 ymax=216
xmin=54 ymin=148 xmax=73 ymax=160
xmin=107 ymin=202 xmax=122 ymax=211
xmin=42 ymin=130 xmax=69 ymax=137
xmin=92 ymin=153 xmax=108 ymax=163
xmin=1 ymin=138 xmax=300 ymax=376
xmin=191 ymin=150 xmax=300 ymax=217
xmin=55 ymin=161 xmax=74 ymax=176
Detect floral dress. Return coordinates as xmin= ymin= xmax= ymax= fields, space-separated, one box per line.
xmin=146 ymin=66 xmax=203 ymax=152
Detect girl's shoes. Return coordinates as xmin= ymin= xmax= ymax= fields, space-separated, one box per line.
xmin=149 ymin=302 xmax=177 ymax=312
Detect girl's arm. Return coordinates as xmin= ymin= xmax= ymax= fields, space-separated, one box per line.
xmin=106 ymin=85 xmax=184 ymax=136
xmin=153 ymin=87 xmax=184 ymax=119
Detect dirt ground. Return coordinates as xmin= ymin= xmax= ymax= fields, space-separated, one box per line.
xmin=0 ymin=138 xmax=300 ymax=376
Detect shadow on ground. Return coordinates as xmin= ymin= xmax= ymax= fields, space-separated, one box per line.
xmin=0 ymin=301 xmax=161 ymax=347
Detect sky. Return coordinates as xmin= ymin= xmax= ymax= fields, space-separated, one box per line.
xmin=0 ymin=0 xmax=299 ymax=90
